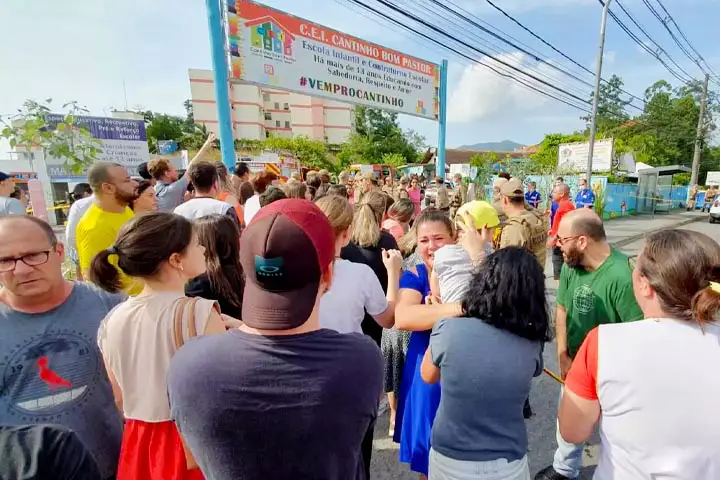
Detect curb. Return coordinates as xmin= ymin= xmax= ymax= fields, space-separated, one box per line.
xmin=610 ymin=215 xmax=706 ymax=248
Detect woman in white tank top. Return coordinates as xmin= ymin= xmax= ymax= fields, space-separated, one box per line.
xmin=560 ymin=229 xmax=720 ymax=479
xmin=87 ymin=212 xmax=229 ymax=480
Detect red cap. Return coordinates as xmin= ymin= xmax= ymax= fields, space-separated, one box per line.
xmin=240 ymin=199 xmax=334 ymax=330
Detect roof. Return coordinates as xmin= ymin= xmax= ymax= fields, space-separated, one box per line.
xmin=628 ymin=164 xmax=692 ymax=178
xmin=244 ymin=16 xmax=296 ymax=41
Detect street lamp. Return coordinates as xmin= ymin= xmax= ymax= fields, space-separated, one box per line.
xmin=586 ymin=0 xmax=613 ymax=185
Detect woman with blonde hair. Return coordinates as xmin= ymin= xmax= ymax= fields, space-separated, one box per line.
xmin=281 ymin=179 xmax=311 ymax=200
xmin=215 ymin=163 xmax=242 ymax=220
xmin=560 ymin=229 xmax=720 ymax=479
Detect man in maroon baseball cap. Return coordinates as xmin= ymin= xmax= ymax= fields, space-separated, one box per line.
xmin=167 ymin=199 xmax=383 ymax=480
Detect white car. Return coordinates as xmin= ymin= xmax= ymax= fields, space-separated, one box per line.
xmin=709 ymin=200 xmax=720 ymax=223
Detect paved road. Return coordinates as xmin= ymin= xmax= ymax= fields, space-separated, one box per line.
xmin=370 ymin=217 xmax=718 ymax=479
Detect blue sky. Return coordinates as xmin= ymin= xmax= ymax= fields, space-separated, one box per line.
xmin=1 ymin=0 xmax=718 ymax=151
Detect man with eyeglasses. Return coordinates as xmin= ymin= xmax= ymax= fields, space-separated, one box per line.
xmin=0 ymin=215 xmax=126 ymax=480
xmin=535 ymin=209 xmax=642 ymax=480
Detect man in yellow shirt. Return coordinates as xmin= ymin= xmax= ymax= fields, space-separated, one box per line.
xmin=76 ymin=162 xmax=141 ymax=295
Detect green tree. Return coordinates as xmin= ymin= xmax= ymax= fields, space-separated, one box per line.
xmin=339 ymin=106 xmax=425 ymax=165
xmin=0 ymin=99 xmax=103 ymax=174
xmin=529 ymin=133 xmax=586 ymax=171
xmin=262 ymin=136 xmax=334 ymax=171
xmin=145 ymin=114 xmax=185 ymax=153
xmin=581 ymin=74 xmax=631 ymax=133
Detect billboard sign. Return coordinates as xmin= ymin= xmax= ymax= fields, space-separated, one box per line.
xmin=45 ymin=114 xmax=150 ymax=178
xmin=226 ymin=0 xmax=440 ymax=120
xmin=705 ymin=171 xmax=720 ymax=186
xmin=557 ymin=138 xmax=614 ymax=172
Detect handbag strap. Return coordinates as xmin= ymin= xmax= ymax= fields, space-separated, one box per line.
xmin=173 ymin=297 xmax=199 ymax=350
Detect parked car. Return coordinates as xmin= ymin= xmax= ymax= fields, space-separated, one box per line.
xmin=709 ymin=199 xmax=720 ymax=223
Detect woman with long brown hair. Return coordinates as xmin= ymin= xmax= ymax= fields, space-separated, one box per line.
xmin=185 ymin=214 xmax=244 ymax=319
xmin=560 ymin=229 xmax=720 ymax=479
xmin=89 ymin=212 xmax=229 ymax=480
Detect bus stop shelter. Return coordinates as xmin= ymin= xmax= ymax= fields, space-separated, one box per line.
xmin=634 ymin=165 xmax=691 ymax=214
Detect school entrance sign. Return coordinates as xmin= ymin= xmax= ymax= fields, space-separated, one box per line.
xmin=226 ymin=0 xmax=440 ymax=120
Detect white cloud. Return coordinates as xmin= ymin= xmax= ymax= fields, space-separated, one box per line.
xmin=448 ymin=52 xmax=580 ymax=124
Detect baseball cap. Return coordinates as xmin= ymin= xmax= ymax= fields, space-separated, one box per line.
xmin=0 ymin=172 xmax=10 ymax=182
xmin=240 ymin=198 xmax=335 ymax=330
xmin=500 ymin=178 xmax=525 ymax=198
xmin=493 ymin=177 xmax=508 ymax=189
xmin=456 ymin=200 xmax=500 ymax=229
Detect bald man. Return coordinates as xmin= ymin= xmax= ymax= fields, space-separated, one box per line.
xmin=535 ymin=209 xmax=642 ymax=480
xmin=546 ymin=183 xmax=575 ymax=281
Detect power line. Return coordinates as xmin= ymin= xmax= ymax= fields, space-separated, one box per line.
xmin=614 ymin=0 xmax=695 ymax=82
xmin=601 ymin=0 xmax=692 ymax=85
xmin=653 ymin=0 xmax=719 ymax=78
xmin=355 ymin=0 xmax=593 ymax=107
xmin=407 ymin=0 xmax=594 ymax=101
xmin=482 ymin=0 xmax=646 ymax=107
xmin=342 ymin=0 xmax=594 ymax=113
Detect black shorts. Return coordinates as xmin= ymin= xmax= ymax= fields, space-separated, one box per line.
xmin=552 ymin=246 xmax=564 ymax=280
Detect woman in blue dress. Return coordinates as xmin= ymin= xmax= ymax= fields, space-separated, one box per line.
xmin=393 ymin=210 xmax=464 ymax=478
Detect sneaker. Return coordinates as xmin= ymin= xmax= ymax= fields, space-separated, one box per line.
xmin=534 ymin=466 xmax=573 ymax=480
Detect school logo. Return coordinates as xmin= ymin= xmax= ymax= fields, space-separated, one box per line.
xmin=1 ymin=332 xmax=101 ymax=423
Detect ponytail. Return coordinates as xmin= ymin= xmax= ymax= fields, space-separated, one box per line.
xmin=692 ymin=273 xmax=720 ymax=325
xmin=88 ymin=249 xmax=123 ymax=293
xmin=351 ymin=192 xmax=385 ymax=248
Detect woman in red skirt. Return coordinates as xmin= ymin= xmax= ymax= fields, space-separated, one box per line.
xmin=89 ymin=212 xmax=230 ymax=479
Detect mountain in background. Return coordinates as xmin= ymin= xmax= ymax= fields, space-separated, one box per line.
xmin=457 ymin=140 xmax=524 ymax=151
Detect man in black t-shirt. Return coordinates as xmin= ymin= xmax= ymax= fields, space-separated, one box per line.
xmin=168 ymin=199 xmax=383 ymax=480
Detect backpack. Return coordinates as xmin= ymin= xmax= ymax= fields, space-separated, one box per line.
xmin=502 ymin=209 xmax=548 ymax=267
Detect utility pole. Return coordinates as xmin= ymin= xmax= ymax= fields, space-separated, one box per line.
xmin=690 ymin=73 xmax=710 ymax=188
xmin=586 ymin=0 xmax=612 ymax=185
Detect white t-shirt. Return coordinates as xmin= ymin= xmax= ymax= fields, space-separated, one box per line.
xmin=244 ymin=194 xmax=261 ymax=225
xmin=0 ymin=196 xmax=27 ymax=216
xmin=433 ymin=245 xmax=474 ymax=303
xmin=173 ymin=196 xmax=232 ymax=220
xmin=65 ymin=195 xmax=94 ymax=254
xmin=568 ymin=319 xmax=720 ymax=479
xmin=319 ymin=259 xmax=388 ymax=334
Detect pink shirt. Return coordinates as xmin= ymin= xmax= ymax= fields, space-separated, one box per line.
xmin=408 ymin=187 xmax=421 ymax=216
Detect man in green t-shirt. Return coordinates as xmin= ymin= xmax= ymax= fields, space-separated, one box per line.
xmin=535 ymin=209 xmax=643 ymax=480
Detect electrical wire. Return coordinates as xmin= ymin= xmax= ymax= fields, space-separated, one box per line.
xmin=354 ymin=0 xmax=593 ymax=106
xmin=482 ymin=0 xmax=646 ymax=107
xmin=342 ymin=0 xmax=594 ymax=114
xmin=406 ymin=0 xmax=594 ymax=101
xmin=653 ymin=0 xmax=719 ymax=79
xmin=614 ymin=0 xmax=695 ymax=82
xmin=601 ymin=0 xmax=692 ymax=85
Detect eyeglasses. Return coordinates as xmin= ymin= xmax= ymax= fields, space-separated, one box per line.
xmin=556 ymin=235 xmax=580 ymax=246
xmin=0 ymin=250 xmax=53 ymax=273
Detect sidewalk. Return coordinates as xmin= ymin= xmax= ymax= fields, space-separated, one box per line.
xmin=543 ymin=210 xmax=706 ymax=279
xmin=604 ymin=210 xmax=706 ymax=247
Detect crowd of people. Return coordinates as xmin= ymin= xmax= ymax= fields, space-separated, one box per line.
xmin=0 ymin=145 xmax=719 ymax=480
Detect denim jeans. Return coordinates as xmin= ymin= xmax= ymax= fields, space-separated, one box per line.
xmin=429 ymin=449 xmax=530 ymax=480
xmin=552 ymin=387 xmax=584 ymax=478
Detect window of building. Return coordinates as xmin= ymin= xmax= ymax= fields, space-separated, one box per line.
xmin=283 ymin=103 xmax=289 ymax=110
xmin=274 ymin=102 xmax=280 ymax=110
xmin=275 ymin=120 xmax=281 ymax=127
xmin=284 ymin=121 xmax=291 ymax=128
xmin=264 ymin=112 xmax=272 ymax=120
xmin=263 ymin=93 xmax=270 ymax=102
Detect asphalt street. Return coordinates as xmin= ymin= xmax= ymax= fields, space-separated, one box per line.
xmin=370 ymin=217 xmax=719 ymax=479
